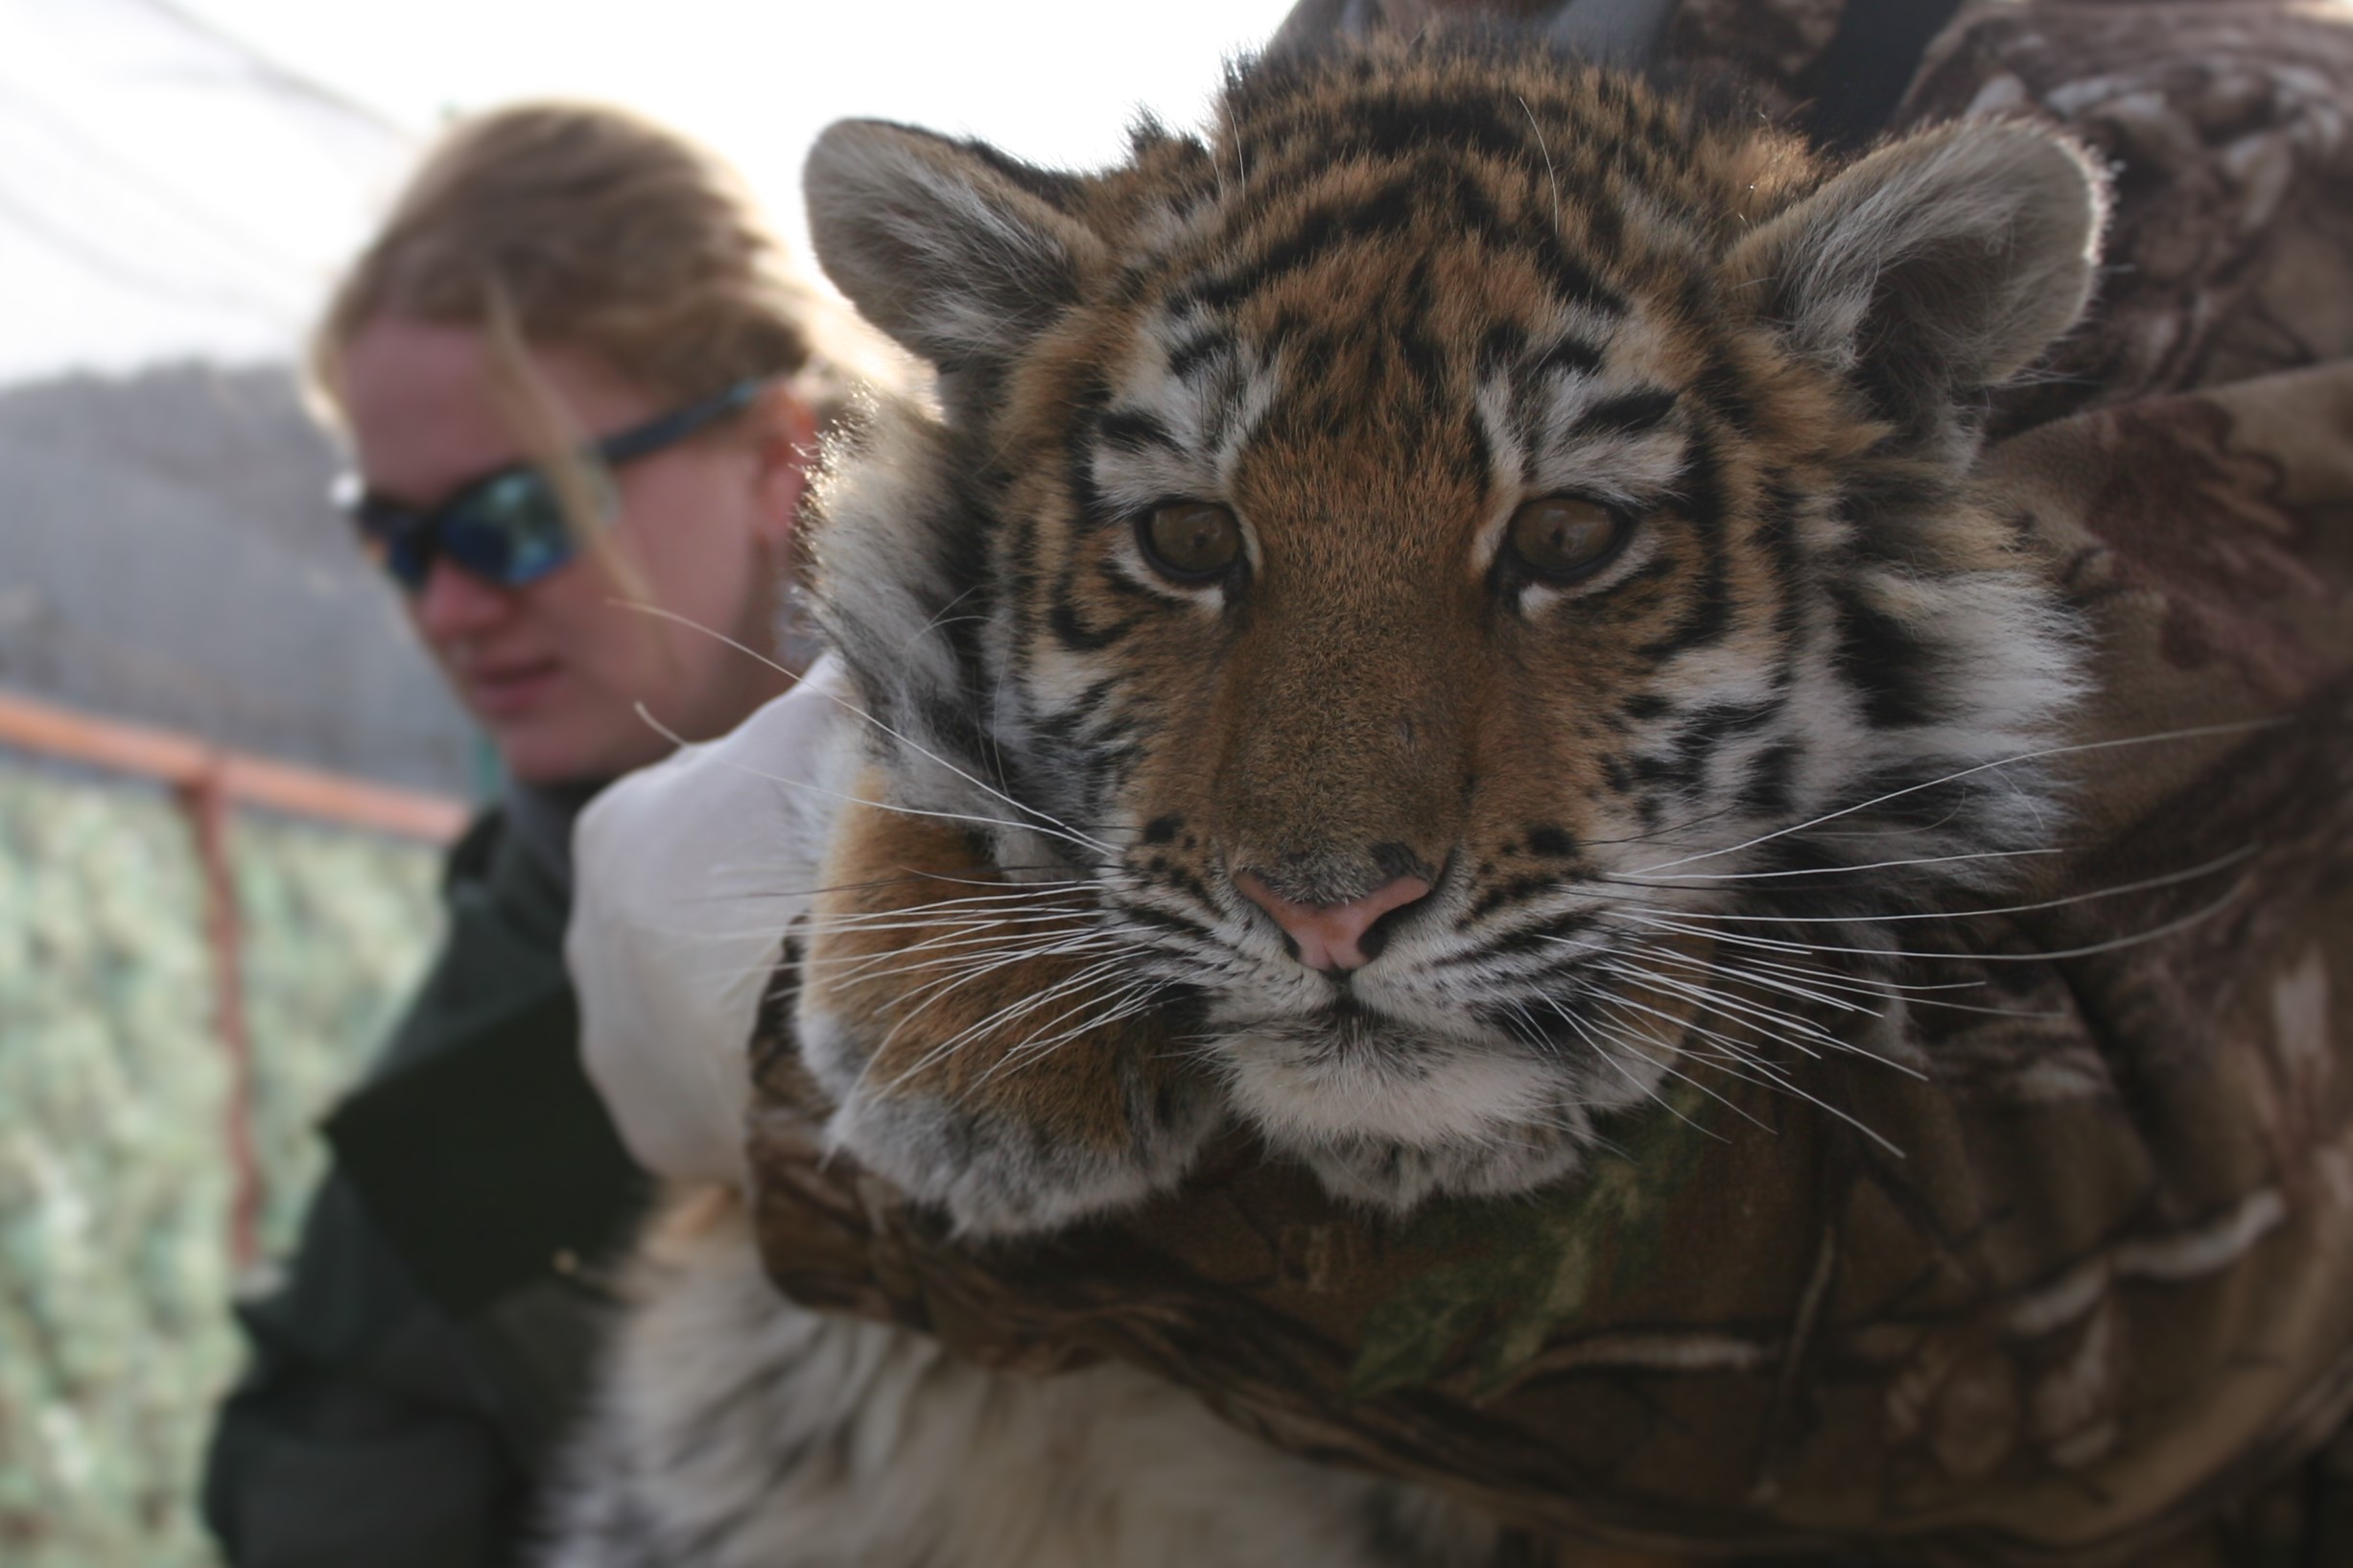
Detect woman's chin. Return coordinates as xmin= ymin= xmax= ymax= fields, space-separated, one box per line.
xmin=487 ymin=718 xmax=647 ymax=791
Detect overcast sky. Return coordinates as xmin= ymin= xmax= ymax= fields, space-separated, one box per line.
xmin=3 ymin=0 xmax=1295 ymax=383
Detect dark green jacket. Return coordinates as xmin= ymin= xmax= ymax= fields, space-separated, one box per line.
xmin=203 ymin=808 xmax=646 ymax=1568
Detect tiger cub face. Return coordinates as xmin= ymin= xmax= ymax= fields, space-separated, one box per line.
xmin=795 ymin=39 xmax=2105 ymax=1232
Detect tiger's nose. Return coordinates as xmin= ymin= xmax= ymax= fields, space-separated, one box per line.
xmin=1234 ymin=872 xmax=1433 ymax=972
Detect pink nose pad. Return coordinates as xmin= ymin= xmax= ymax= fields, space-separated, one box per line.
xmin=1234 ymin=872 xmax=1433 ymax=972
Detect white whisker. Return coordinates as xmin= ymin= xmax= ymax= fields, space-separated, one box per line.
xmin=1617 ymin=871 xmax=2250 ymax=966
xmin=632 ymin=699 xmax=1114 ymax=860
xmin=866 ymin=949 xmax=1141 ymax=1094
xmin=1588 ymin=991 xmax=1907 ymax=1157
xmin=1613 ymin=846 xmax=2066 ymax=883
xmin=1611 ymin=844 xmax=2256 ymax=924
xmin=1626 ymin=720 xmax=2283 ymax=878
xmin=616 ymin=600 xmax=1118 ymax=854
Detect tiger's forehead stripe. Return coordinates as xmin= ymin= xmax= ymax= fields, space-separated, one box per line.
xmin=1076 ymin=221 xmax=1719 ymax=591
xmin=1081 ymin=152 xmax=1747 ymax=531
xmin=1171 ymin=161 xmax=1630 ymax=324
xmin=1164 ymin=326 xmax=1234 ymax=384
xmin=1207 ymin=53 xmax=1741 ymax=220
xmin=1074 ymin=318 xmax=1282 ymax=534
xmin=1149 ymin=51 xmax=1779 ymax=322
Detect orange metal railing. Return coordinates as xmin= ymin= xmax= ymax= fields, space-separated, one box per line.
xmin=0 ymin=685 xmax=467 ymax=1262
xmin=0 ymin=688 xmax=469 ymax=842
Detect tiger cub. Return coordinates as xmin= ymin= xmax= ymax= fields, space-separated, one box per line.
xmin=547 ymin=33 xmax=2105 ymax=1568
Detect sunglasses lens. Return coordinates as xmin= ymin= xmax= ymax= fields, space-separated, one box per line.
xmin=348 ymin=499 xmax=431 ymax=592
xmin=440 ymin=470 xmax=592 ymax=587
xmin=383 ymin=535 xmax=432 ymax=592
xmin=341 ymin=454 xmax=623 ymax=593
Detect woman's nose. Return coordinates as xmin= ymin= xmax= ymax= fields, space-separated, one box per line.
xmin=408 ymin=554 xmax=513 ymax=641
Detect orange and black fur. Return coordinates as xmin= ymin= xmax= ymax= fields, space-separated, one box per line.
xmin=549 ymin=29 xmax=2105 ymax=1568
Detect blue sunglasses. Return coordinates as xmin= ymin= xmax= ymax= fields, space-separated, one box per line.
xmin=336 ymin=378 xmax=768 ymax=593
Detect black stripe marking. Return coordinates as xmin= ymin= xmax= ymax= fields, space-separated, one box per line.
xmin=1469 ymin=874 xmax=1566 ymax=921
xmin=1526 ymin=824 xmax=1579 ymax=858
xmin=1349 ymin=88 xmax=1543 ymax=165
xmin=1533 ymin=336 xmax=1605 ymax=381
xmin=1831 ymin=582 xmax=1938 ymax=727
xmin=1621 ymin=692 xmax=1673 ymax=722
xmin=1181 ymin=156 xmax=1624 ymax=318
xmin=1671 ymin=698 xmax=1785 ymax=784
xmin=1581 ymin=389 xmax=1679 ymax=436
xmin=1047 ymin=593 xmax=1136 ymax=653
xmin=1167 ymin=332 xmax=1229 ymax=382
xmin=1117 ymin=901 xmax=1219 ymax=943
xmin=1635 ymin=439 xmax=1732 ymax=661
xmin=1096 ymin=408 xmax=1182 ymax=454
xmin=1689 ymin=353 xmax=1755 ymax=435
xmin=1740 ymin=740 xmax=1800 ymax=818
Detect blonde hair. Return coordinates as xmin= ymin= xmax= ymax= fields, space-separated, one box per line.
xmin=315 ymin=101 xmax=889 ymax=669
xmin=315 ymin=100 xmax=828 ymax=414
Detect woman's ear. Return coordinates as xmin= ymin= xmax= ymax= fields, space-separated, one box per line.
xmin=750 ymin=386 xmax=819 ymax=547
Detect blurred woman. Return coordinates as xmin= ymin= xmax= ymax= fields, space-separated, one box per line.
xmin=201 ymin=102 xmax=838 ymax=1568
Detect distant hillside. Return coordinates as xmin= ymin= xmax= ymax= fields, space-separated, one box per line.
xmin=0 ymin=361 xmax=480 ymax=797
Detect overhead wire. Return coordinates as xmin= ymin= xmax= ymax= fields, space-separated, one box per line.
xmin=0 ymin=174 xmax=299 ymax=322
xmin=0 ymin=0 xmax=413 ymax=332
xmin=125 ymin=0 xmax=412 ymax=139
xmin=0 ymin=86 xmax=322 ymax=286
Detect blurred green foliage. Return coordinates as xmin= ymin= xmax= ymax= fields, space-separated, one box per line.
xmin=234 ymin=811 xmax=444 ymax=1254
xmin=0 ymin=762 xmax=444 ymax=1567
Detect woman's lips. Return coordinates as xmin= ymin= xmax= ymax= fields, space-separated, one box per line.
xmin=467 ymin=659 xmax=562 ymax=717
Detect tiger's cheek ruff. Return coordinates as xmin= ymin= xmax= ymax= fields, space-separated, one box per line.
xmin=795 ymin=787 xmax=1222 ymax=1238
xmin=796 ymin=1004 xmax=1222 ymax=1239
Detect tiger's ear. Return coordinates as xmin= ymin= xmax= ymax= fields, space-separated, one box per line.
xmin=804 ymin=120 xmax=1101 ymax=376
xmin=1727 ymin=121 xmax=2106 ymax=435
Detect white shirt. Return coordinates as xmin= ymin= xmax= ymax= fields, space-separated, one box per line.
xmin=565 ymin=657 xmax=858 ymax=1183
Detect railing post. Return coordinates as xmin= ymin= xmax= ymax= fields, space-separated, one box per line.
xmin=0 ymin=685 xmax=466 ymax=1269
xmin=176 ymin=763 xmax=262 ymax=1271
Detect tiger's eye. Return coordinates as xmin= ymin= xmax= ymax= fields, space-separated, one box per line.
xmin=1141 ymin=502 xmax=1243 ymax=581
xmin=1508 ymin=497 xmax=1622 ymax=581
